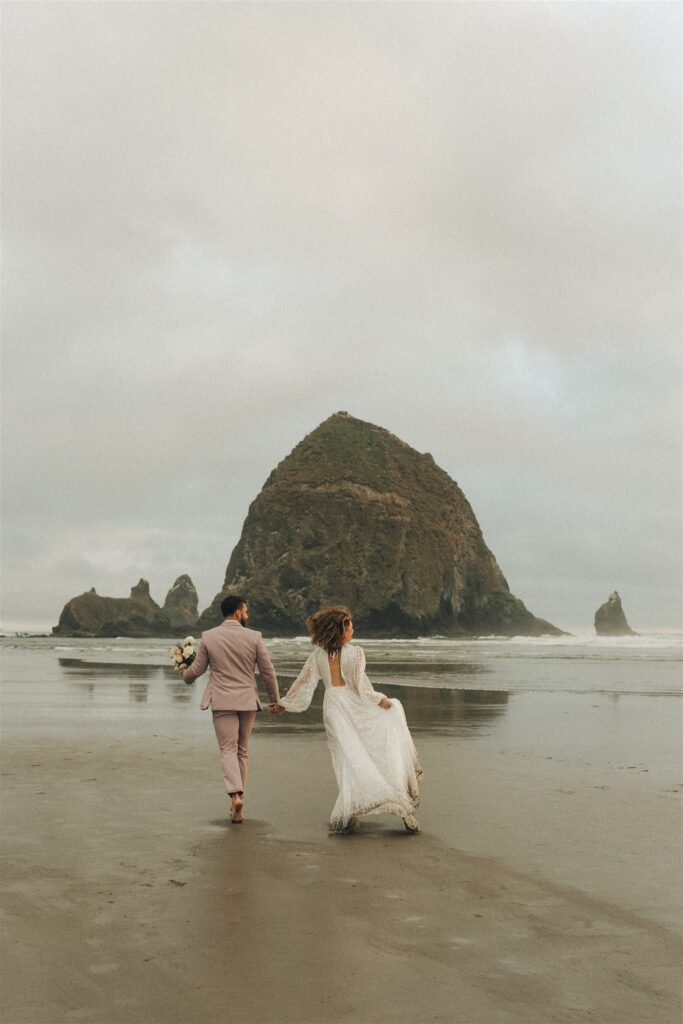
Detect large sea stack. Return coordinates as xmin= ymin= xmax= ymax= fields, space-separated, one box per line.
xmin=198 ymin=412 xmax=563 ymax=637
xmin=594 ymin=591 xmax=636 ymax=636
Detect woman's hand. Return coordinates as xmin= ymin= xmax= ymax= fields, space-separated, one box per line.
xmin=378 ymin=697 xmax=392 ymax=710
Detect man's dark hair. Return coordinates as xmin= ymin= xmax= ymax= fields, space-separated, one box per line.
xmin=221 ymin=594 xmax=247 ymax=618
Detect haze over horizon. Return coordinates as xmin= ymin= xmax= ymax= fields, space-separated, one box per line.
xmin=1 ymin=2 xmax=681 ymax=633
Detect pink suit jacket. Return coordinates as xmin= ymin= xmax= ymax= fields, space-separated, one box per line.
xmin=182 ymin=619 xmax=280 ymax=711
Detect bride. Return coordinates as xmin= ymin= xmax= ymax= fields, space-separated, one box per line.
xmin=275 ymin=606 xmax=422 ymax=834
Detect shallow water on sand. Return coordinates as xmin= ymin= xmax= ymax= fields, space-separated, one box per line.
xmin=1 ymin=635 xmax=681 ymax=785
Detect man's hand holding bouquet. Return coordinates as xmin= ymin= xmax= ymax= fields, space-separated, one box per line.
xmin=170 ymin=636 xmax=197 ymax=682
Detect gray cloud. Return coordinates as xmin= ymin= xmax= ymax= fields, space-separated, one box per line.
xmin=1 ymin=2 xmax=680 ymax=631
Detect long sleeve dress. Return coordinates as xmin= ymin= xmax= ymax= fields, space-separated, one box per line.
xmin=278 ymin=643 xmax=422 ymax=832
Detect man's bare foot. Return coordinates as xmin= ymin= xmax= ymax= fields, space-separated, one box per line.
xmin=231 ymin=795 xmax=244 ymax=823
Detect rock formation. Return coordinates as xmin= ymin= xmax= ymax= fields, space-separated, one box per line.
xmin=198 ymin=412 xmax=564 ymax=637
xmin=53 ymin=578 xmax=197 ymax=638
xmin=163 ymin=575 xmax=199 ymax=631
xmin=594 ymin=591 xmax=636 ymax=636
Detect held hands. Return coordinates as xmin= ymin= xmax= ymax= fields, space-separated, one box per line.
xmin=378 ymin=697 xmax=392 ymax=710
xmin=268 ymin=703 xmax=285 ymax=714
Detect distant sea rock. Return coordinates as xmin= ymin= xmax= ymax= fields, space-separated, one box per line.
xmin=162 ymin=574 xmax=199 ymax=631
xmin=198 ymin=411 xmax=564 ymax=638
xmin=594 ymin=591 xmax=636 ymax=636
xmin=53 ymin=578 xmax=197 ymax=638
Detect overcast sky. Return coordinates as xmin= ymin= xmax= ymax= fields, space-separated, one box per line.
xmin=1 ymin=1 xmax=681 ymax=633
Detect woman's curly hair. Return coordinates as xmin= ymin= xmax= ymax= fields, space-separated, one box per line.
xmin=306 ymin=605 xmax=352 ymax=654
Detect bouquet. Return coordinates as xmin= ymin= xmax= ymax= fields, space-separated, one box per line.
xmin=170 ymin=636 xmax=197 ymax=680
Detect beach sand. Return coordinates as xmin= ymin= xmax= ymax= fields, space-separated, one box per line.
xmin=2 ymin=701 xmax=682 ymax=1024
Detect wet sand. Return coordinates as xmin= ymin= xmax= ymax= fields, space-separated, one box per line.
xmin=2 ymin=711 xmax=682 ymax=1024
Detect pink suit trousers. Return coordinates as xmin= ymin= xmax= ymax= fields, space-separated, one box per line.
xmin=212 ymin=709 xmax=257 ymax=795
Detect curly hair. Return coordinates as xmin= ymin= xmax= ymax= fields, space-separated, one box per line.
xmin=306 ymin=605 xmax=352 ymax=654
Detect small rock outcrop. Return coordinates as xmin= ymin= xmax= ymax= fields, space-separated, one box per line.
xmin=594 ymin=591 xmax=636 ymax=636
xmin=162 ymin=575 xmax=199 ymax=631
xmin=198 ymin=411 xmax=564 ymax=637
xmin=53 ymin=578 xmax=196 ymax=638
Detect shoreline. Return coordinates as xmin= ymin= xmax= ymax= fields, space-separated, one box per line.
xmin=2 ymin=627 xmax=683 ymax=639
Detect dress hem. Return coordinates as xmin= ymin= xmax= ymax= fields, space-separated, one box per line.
xmin=328 ymin=767 xmax=422 ymax=833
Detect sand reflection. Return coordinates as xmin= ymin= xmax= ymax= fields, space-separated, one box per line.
xmin=58 ymin=658 xmax=194 ymax=705
xmin=57 ymin=657 xmax=509 ymax=732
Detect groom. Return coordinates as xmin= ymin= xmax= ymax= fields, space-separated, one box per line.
xmin=182 ymin=594 xmax=282 ymax=822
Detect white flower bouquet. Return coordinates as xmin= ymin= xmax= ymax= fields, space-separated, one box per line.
xmin=170 ymin=636 xmax=197 ymax=679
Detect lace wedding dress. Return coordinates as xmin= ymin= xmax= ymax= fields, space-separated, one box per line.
xmin=278 ymin=644 xmax=422 ymax=832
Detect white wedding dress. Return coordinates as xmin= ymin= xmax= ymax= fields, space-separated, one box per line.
xmin=278 ymin=643 xmax=422 ymax=832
